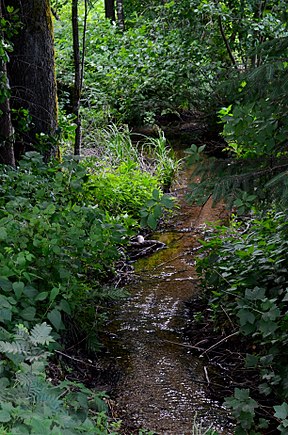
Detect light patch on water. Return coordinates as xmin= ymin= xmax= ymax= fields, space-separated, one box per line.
xmin=99 ymin=164 xmax=233 ymax=434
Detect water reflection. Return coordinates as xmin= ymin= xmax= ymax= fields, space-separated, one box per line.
xmin=100 ymin=167 xmax=233 ymax=434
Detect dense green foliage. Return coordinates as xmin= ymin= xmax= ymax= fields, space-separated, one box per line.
xmin=0 ymin=153 xmax=128 ymax=333
xmin=0 ymin=140 xmax=176 ymax=432
xmin=0 ymin=323 xmax=119 ymax=434
xmin=2 ymin=0 xmax=288 ymax=432
xmin=196 ymin=212 xmax=288 ymax=433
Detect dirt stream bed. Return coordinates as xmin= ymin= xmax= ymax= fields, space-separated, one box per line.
xmin=97 ymin=162 xmax=235 ymax=434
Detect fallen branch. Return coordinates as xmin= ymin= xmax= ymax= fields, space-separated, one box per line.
xmin=200 ymin=331 xmax=240 ymax=357
xmin=162 ymin=339 xmax=205 ymax=351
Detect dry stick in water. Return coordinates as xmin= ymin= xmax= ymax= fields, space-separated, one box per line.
xmin=199 ymin=331 xmax=240 ymax=358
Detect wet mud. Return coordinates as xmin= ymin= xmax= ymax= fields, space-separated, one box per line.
xmin=100 ymin=161 xmax=234 ymax=434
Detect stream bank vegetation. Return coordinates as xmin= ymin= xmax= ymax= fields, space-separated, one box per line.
xmin=0 ymin=136 xmax=176 ymax=432
xmin=184 ymin=13 xmax=288 ymax=435
xmin=0 ymin=0 xmax=288 ymax=432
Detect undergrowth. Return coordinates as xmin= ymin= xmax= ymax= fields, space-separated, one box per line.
xmin=196 ymin=212 xmax=288 ymax=434
xmin=0 ymin=323 xmax=119 ymax=434
xmin=0 ymin=140 xmax=177 ymax=433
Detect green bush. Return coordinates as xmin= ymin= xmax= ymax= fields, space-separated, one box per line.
xmin=196 ymin=211 xmax=288 ymax=433
xmin=85 ymin=162 xmax=159 ymax=219
xmin=0 ymin=323 xmax=121 ymax=434
xmin=0 ymin=153 xmax=129 ymax=337
xmin=55 ymin=4 xmax=212 ymax=129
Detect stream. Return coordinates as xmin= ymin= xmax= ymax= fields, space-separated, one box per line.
xmin=100 ymin=160 xmax=234 ymax=434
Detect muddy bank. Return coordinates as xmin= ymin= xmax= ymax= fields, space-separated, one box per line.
xmin=98 ymin=160 xmax=234 ymax=434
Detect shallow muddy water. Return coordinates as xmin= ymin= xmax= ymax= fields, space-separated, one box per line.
xmin=100 ymin=162 xmax=234 ymax=434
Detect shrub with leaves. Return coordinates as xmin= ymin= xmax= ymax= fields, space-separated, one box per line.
xmin=0 ymin=152 xmax=132 ymax=344
xmin=0 ymin=323 xmax=120 ymax=434
xmin=85 ymin=163 xmax=159 ymax=220
xmin=196 ymin=211 xmax=288 ymax=432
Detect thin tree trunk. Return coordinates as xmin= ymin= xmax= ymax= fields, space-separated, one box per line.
xmin=6 ymin=0 xmax=58 ymax=161
xmin=0 ymin=1 xmax=15 ymax=166
xmin=218 ymin=15 xmax=238 ymax=69
xmin=72 ymin=0 xmax=81 ymax=155
xmin=105 ymin=0 xmax=115 ymax=22
xmin=116 ymin=0 xmax=125 ymax=31
xmin=0 ymin=65 xmax=15 ymax=166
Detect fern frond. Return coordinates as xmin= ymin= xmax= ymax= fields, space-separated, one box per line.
xmin=36 ymin=389 xmax=62 ymax=411
xmin=30 ymin=323 xmax=54 ymax=346
xmin=0 ymin=340 xmax=27 ymax=356
xmin=16 ymin=372 xmax=35 ymax=389
xmin=0 ymin=327 xmax=11 ymax=341
xmin=187 ymin=155 xmax=288 ymax=208
xmin=26 ymin=351 xmax=51 ymax=362
xmin=265 ymin=170 xmax=288 ymax=187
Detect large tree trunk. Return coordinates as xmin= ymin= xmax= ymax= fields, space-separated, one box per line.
xmin=0 ymin=1 xmax=15 ymax=166
xmin=105 ymin=0 xmax=115 ymax=22
xmin=6 ymin=0 xmax=58 ymax=161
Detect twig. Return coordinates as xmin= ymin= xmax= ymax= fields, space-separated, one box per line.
xmin=150 ymin=253 xmax=187 ymax=270
xmin=162 ymin=339 xmax=204 ymax=351
xmin=220 ymin=304 xmax=235 ymax=328
xmin=200 ymin=331 xmax=240 ymax=357
xmin=55 ymin=350 xmax=96 ymax=367
xmin=203 ymin=366 xmax=210 ymax=384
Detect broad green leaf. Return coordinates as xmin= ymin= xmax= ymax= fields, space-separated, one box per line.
xmin=0 ymin=277 xmax=12 ymax=292
xmin=147 ymin=214 xmax=157 ymax=230
xmin=20 ymin=307 xmax=36 ymax=321
xmin=237 ymin=309 xmax=255 ymax=326
xmin=23 ymin=286 xmax=38 ymax=299
xmin=274 ymin=402 xmax=288 ymax=420
xmin=0 ymin=308 xmax=12 ymax=322
xmin=47 ymin=309 xmax=62 ymax=331
xmin=0 ymin=295 xmax=12 ymax=309
xmin=258 ymin=418 xmax=269 ymax=429
xmin=0 ymin=377 xmax=9 ymax=389
xmin=259 ymin=354 xmax=274 ymax=365
xmin=234 ymin=388 xmax=251 ymax=401
xmin=153 ymin=204 xmax=162 ymax=219
xmin=49 ymin=287 xmax=60 ymax=302
xmin=259 ymin=382 xmax=272 ymax=396
xmin=152 ymin=189 xmax=160 ymax=201
xmin=0 ymin=227 xmax=7 ymax=241
xmin=58 ymin=299 xmax=71 ymax=315
xmin=160 ymin=195 xmax=174 ymax=209
xmin=0 ymin=410 xmax=11 ymax=422
xmin=245 ymin=287 xmax=265 ymax=301
xmin=258 ymin=319 xmax=278 ymax=337
xmin=12 ymin=281 xmax=25 ymax=300
xmin=245 ymin=354 xmax=259 ymax=368
xmin=262 ymin=306 xmax=280 ymax=321
xmin=44 ymin=204 xmax=56 ymax=215
xmin=35 ymin=292 xmax=48 ymax=301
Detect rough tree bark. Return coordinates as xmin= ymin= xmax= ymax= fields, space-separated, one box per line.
xmin=6 ymin=0 xmax=58 ymax=160
xmin=105 ymin=0 xmax=115 ymax=22
xmin=0 ymin=1 xmax=15 ymax=166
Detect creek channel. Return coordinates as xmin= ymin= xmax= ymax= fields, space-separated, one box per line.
xmin=99 ymin=158 xmax=234 ymax=434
